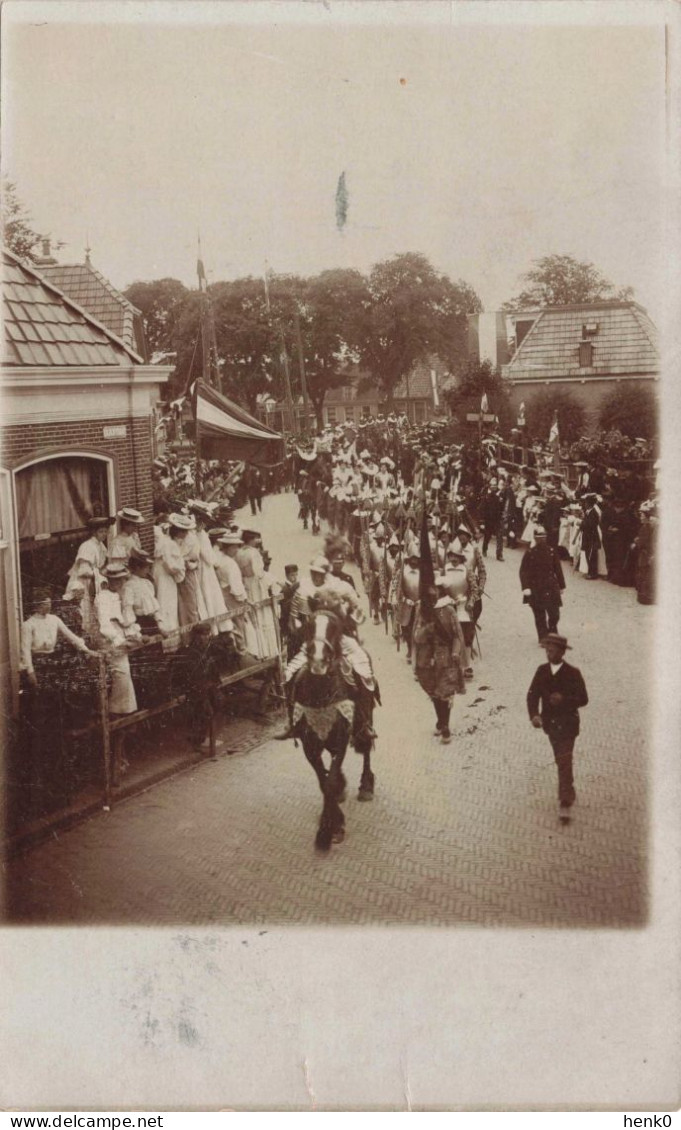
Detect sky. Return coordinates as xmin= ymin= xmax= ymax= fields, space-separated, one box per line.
xmin=2 ymin=2 xmax=669 ymax=320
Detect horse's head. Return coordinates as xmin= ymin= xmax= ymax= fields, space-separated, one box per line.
xmin=305 ymin=609 xmax=343 ymax=677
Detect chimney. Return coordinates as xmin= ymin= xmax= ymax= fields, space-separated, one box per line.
xmin=33 ymin=237 xmax=58 ymax=267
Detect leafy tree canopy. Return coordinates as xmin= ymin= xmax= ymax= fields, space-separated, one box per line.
xmin=123 ymin=278 xmax=189 ymax=357
xmin=358 ymin=252 xmax=482 ymax=402
xmin=503 ymin=254 xmax=634 ymax=310
xmin=525 ymin=387 xmax=588 ymax=445
xmin=598 ymin=383 xmax=657 ymax=441
xmin=1 ymin=178 xmax=61 ymax=263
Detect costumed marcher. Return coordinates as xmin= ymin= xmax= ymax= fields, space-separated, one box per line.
xmin=527 ymin=633 xmax=588 ymax=821
xmin=443 ymin=548 xmax=476 ymax=678
xmin=397 ymin=551 xmax=421 ymax=664
xmin=519 ymin=525 xmax=566 ymax=642
xmin=412 ymin=575 xmax=466 ymax=745
xmin=451 ymin=525 xmax=486 ymax=624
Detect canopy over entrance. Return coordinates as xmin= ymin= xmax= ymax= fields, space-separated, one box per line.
xmin=194 ymin=380 xmax=284 ymax=466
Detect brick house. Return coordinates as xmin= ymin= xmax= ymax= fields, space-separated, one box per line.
xmin=0 ymin=248 xmax=172 ymax=709
xmin=500 ymin=300 xmax=659 ymax=430
xmin=319 ymin=358 xmax=448 ymax=428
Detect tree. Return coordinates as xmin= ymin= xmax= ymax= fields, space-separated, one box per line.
xmin=123 ymin=278 xmax=189 ymax=357
xmin=443 ymin=358 xmax=513 ymax=432
xmin=359 ymin=253 xmax=482 ymax=404
xmin=295 ymin=268 xmax=371 ymax=428
xmin=1 ymin=178 xmax=60 ymax=263
xmin=598 ymin=383 xmax=657 ymax=441
xmin=503 ymin=254 xmax=634 ymax=310
xmin=525 ymin=387 xmax=588 ymax=445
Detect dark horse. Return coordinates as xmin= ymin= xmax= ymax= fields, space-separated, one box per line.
xmin=289 ymin=610 xmax=378 ymax=852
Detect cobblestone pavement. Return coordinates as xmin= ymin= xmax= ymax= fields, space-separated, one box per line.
xmin=5 ymin=491 xmax=654 ymax=926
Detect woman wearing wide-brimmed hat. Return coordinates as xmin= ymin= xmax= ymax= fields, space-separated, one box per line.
xmin=153 ymin=513 xmax=187 ymax=650
xmin=187 ymin=500 xmax=230 ymax=635
xmin=94 ymin=563 xmax=138 ymax=715
xmin=169 ymin=512 xmax=208 ymax=630
xmin=64 ymin=515 xmax=115 ymax=639
xmin=109 ymin=507 xmax=144 ymax=565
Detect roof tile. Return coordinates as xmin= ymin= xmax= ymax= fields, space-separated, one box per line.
xmin=2 ymin=249 xmax=142 ymax=368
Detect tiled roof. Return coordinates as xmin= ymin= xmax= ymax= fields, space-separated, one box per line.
xmin=503 ymin=301 xmax=659 ymax=381
xmin=40 ymin=260 xmax=147 ymax=358
xmin=325 ymin=359 xmax=440 ymax=404
xmin=2 ymin=249 xmax=143 ymax=367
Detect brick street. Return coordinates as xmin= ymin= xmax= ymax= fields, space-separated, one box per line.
xmin=5 ymin=491 xmax=654 ymax=927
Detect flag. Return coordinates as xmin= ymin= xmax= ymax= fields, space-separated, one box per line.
xmin=418 ymin=506 xmax=436 ymax=616
xmin=263 ymin=266 xmax=271 ymax=313
xmin=335 ymin=171 xmax=349 ymax=232
xmin=480 ymin=392 xmax=489 ymax=414
xmin=549 ymin=412 xmax=559 ymax=444
xmin=197 ymin=236 xmax=208 ymax=293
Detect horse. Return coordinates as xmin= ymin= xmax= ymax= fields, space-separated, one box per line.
xmin=288 ymin=609 xmax=378 ymax=852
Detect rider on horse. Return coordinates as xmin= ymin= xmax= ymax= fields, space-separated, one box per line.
xmin=277 ymin=555 xmax=378 ymax=746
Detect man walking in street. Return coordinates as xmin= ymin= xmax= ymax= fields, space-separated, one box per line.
xmin=527 ymin=633 xmax=588 ymax=821
xmin=519 ymin=525 xmax=566 ymax=642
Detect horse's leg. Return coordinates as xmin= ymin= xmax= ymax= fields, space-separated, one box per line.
xmin=302 ymin=735 xmax=328 ymax=796
xmin=325 ymin=748 xmax=347 ymax=844
xmin=315 ymin=721 xmax=348 ymax=852
xmin=353 ymin=685 xmax=376 ymax=801
xmin=359 ymin=748 xmax=375 ymax=801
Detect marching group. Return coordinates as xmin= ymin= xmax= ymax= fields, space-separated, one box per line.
xmin=279 ymin=415 xmax=657 ymax=817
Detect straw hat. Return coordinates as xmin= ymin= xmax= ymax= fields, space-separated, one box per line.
xmin=117 ymin=507 xmax=144 ymax=525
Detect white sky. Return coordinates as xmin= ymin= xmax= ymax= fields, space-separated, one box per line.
xmin=2 ymin=2 xmax=669 ymax=319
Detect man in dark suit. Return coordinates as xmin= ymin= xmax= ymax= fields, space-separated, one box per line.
xmin=527 ymin=633 xmax=589 ymax=820
xmin=519 ymin=525 xmax=566 ymax=641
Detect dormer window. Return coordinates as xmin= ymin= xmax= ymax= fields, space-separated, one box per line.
xmin=579 ymin=341 xmax=594 ymax=367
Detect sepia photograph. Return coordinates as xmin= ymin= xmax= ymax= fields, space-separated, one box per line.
xmin=1 ymin=0 xmax=679 ymax=1112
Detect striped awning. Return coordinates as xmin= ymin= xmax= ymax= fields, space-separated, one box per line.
xmin=194 ymin=380 xmax=283 ymax=465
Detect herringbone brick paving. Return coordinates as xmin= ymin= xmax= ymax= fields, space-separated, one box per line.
xmin=5 ymin=492 xmax=653 ymax=926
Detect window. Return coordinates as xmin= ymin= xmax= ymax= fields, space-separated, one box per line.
xmin=582 ymin=322 xmax=599 ymax=337
xmin=414 ymin=401 xmax=426 ymax=423
xmin=16 ymin=456 xmax=109 ymax=540
xmin=344 ymin=406 xmax=355 ymax=423
xmin=361 ymin=405 xmax=372 ymax=419
xmin=579 ymin=341 xmax=594 ymax=367
xmin=326 ymin=407 xmax=337 ymax=424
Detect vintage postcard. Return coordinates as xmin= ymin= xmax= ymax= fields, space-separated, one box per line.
xmin=1 ymin=0 xmax=679 ymax=1113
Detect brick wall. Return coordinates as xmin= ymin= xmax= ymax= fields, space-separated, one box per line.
xmin=1 ymin=415 xmax=155 ymax=551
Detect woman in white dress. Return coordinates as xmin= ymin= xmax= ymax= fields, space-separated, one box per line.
xmin=153 ymin=517 xmax=186 ymax=651
xmin=168 ymin=513 xmax=208 ymax=630
xmin=94 ymin=564 xmax=138 ymax=715
xmin=235 ymin=531 xmax=279 ymax=659
xmin=188 ymin=502 xmax=230 ymax=634
xmin=109 ymin=507 xmax=144 ymax=565
xmin=64 ymin=516 xmax=115 ymax=639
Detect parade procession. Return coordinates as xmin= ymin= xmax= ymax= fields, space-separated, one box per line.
xmin=2 ymin=251 xmax=659 ymax=923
